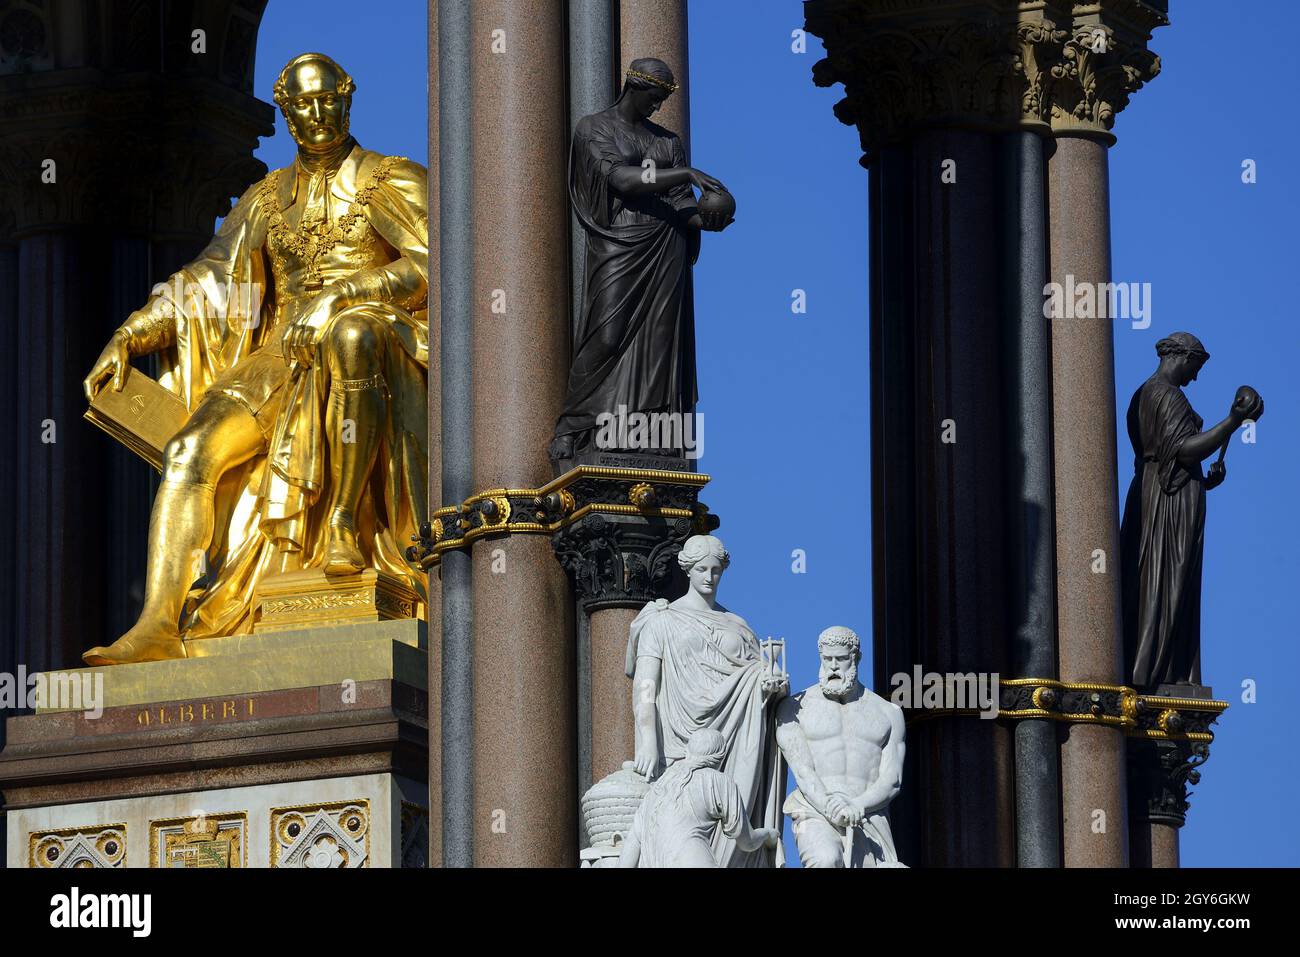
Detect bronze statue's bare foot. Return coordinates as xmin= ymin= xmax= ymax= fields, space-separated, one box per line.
xmin=323 ymin=517 xmax=365 ymax=575
xmin=83 ymin=620 xmax=186 ymax=666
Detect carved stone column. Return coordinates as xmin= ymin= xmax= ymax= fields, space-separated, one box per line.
xmin=805 ymin=0 xmax=1077 ymax=866
xmin=1124 ymin=685 xmax=1223 ymax=868
xmin=1045 ymin=1 xmax=1167 ymax=869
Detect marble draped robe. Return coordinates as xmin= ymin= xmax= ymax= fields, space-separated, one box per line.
xmin=1120 ymin=376 xmax=1207 ymax=687
xmin=626 ymin=599 xmax=786 ymax=867
xmin=145 ymin=149 xmax=430 ymax=638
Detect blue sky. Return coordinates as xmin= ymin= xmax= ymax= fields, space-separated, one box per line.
xmin=252 ymin=0 xmax=1295 ymax=866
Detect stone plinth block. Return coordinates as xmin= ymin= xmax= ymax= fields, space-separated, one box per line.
xmin=0 ymin=621 xmax=429 ymax=867
xmin=251 ymin=567 xmax=423 ymax=633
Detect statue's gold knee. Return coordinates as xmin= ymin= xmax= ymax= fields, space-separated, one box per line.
xmin=325 ymin=313 xmax=384 ymax=366
xmin=161 ymin=429 xmax=222 ymax=487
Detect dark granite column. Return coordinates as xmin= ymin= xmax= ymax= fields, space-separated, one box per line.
xmin=436 ymin=0 xmax=474 ymax=868
xmin=1046 ymin=5 xmax=1167 ymax=868
xmin=14 ymin=231 xmax=114 ymax=673
xmin=426 ymin=0 xmax=445 ymax=869
xmin=0 ymin=238 xmax=14 ymax=867
xmin=1001 ymin=130 xmax=1061 ymax=868
xmin=867 ymin=128 xmax=1016 ymax=867
xmin=568 ymin=0 xmax=619 ymax=801
xmin=468 ymin=0 xmax=575 ymax=868
xmin=807 ymin=1 xmax=1078 ymax=867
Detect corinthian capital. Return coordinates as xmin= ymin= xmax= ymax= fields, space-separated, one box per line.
xmin=1049 ymin=7 xmax=1166 ymax=141
xmin=804 ymin=0 xmax=1168 ymax=164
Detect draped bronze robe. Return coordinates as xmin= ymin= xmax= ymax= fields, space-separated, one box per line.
xmin=554 ymin=108 xmax=699 ymax=449
xmin=1120 ymin=377 xmax=1205 ymax=688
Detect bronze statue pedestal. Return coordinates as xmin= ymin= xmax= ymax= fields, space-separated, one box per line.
xmin=251 ymin=568 xmax=423 ymax=634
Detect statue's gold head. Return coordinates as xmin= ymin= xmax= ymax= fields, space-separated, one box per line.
xmin=273 ymin=53 xmax=355 ymax=152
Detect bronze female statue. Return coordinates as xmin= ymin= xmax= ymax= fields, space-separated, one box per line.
xmin=549 ymin=58 xmax=733 ymax=469
xmin=1120 ymin=332 xmax=1262 ymax=689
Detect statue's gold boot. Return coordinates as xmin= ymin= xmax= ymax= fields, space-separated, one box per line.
xmin=83 ymin=622 xmax=186 ymax=666
xmin=321 ymin=369 xmax=384 ymax=577
xmin=323 ymin=512 xmax=366 ymax=575
xmin=83 ymin=477 xmax=213 ymax=666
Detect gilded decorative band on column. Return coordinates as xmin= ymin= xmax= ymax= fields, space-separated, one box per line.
xmin=406 ymin=466 xmax=716 ymax=567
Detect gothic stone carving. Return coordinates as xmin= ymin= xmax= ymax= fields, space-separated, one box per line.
xmin=30 ymin=824 xmax=127 ymax=868
xmin=271 ymin=800 xmax=370 ymax=868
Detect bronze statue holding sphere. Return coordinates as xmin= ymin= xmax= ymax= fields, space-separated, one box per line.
xmin=1120 ymin=332 xmax=1263 ymax=690
xmin=549 ymin=57 xmax=735 ymax=472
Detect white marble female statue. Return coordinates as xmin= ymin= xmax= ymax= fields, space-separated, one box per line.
xmin=618 ymin=729 xmax=781 ymax=868
xmin=625 ymin=534 xmax=788 ymax=867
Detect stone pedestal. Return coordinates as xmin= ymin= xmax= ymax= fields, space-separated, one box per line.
xmin=0 ymin=620 xmax=429 ymax=868
xmin=1126 ymin=683 xmax=1221 ymax=869
xmin=251 ymin=568 xmax=423 ymax=633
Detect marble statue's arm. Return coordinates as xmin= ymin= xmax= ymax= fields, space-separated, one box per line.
xmin=616 ymin=826 xmax=641 ymax=867
xmin=631 ymin=655 xmax=662 ymax=779
xmin=851 ymin=704 xmax=906 ymax=816
xmin=733 ymin=819 xmax=777 ymax=853
xmin=716 ymin=777 xmax=778 ymax=853
xmin=775 ymin=704 xmax=831 ymax=816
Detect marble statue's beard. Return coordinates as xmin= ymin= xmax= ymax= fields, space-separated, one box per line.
xmin=819 ymin=665 xmax=857 ymax=700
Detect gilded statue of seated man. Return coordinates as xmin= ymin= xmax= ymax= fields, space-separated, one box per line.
xmin=81 ymin=52 xmax=429 ymax=665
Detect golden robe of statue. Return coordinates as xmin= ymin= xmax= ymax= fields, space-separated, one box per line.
xmin=82 ymin=53 xmax=428 ymax=664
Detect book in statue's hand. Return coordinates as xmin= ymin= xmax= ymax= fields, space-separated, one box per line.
xmin=83 ymin=366 xmax=189 ymax=472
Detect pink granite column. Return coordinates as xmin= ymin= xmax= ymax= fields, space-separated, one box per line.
xmin=619 ymin=0 xmax=690 ymax=156
xmin=468 ymin=0 xmax=575 ymax=867
xmin=589 ymin=606 xmax=638 ymax=784
xmin=1049 ymin=133 xmax=1130 ymax=868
